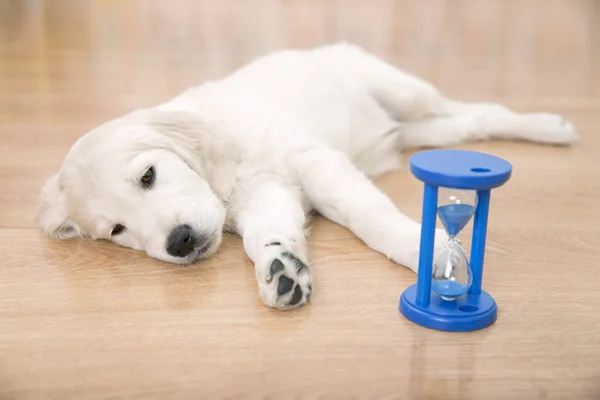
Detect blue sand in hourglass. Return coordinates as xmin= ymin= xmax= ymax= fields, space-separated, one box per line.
xmin=437 ymin=203 xmax=475 ymax=236
xmin=432 ymin=280 xmax=470 ymax=298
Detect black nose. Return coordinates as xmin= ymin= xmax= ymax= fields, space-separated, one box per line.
xmin=166 ymin=225 xmax=196 ymax=258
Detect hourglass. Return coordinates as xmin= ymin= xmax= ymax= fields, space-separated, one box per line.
xmin=400 ymin=149 xmax=512 ymax=332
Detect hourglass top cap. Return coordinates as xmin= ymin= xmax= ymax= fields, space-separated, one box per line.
xmin=409 ymin=149 xmax=512 ymax=190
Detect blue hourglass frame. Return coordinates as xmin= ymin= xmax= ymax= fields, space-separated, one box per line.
xmin=400 ymin=149 xmax=512 ymax=332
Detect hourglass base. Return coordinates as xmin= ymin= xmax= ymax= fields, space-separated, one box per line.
xmin=400 ymin=284 xmax=497 ymax=332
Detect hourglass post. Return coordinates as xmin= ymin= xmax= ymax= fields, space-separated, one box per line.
xmin=415 ymin=184 xmax=438 ymax=308
xmin=469 ymin=189 xmax=490 ymax=295
xmin=400 ymin=149 xmax=512 ymax=332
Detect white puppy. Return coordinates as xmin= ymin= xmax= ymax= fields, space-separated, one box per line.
xmin=38 ymin=43 xmax=578 ymax=310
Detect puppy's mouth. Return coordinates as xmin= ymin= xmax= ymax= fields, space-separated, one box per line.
xmin=197 ymin=239 xmax=213 ymax=255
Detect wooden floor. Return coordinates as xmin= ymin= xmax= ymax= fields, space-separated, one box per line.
xmin=1 ymin=1 xmax=599 ymax=399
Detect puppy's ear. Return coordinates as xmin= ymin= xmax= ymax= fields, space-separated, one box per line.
xmin=37 ymin=174 xmax=80 ymax=239
xmin=146 ymin=110 xmax=239 ymax=177
xmin=147 ymin=110 xmax=211 ymax=174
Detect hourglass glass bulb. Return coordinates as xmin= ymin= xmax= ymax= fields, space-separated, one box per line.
xmin=431 ymin=188 xmax=477 ymax=301
xmin=432 ymin=239 xmax=473 ymax=300
xmin=437 ymin=189 xmax=477 ymax=238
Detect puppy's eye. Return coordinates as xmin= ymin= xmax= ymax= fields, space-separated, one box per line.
xmin=111 ymin=224 xmax=125 ymax=236
xmin=141 ymin=166 xmax=155 ymax=187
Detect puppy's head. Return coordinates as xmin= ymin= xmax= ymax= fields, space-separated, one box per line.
xmin=38 ymin=109 xmax=233 ymax=264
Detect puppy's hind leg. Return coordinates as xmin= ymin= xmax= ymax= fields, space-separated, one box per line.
xmin=334 ymin=45 xmax=578 ymax=146
xmin=235 ymin=175 xmax=312 ymax=310
xmin=398 ymin=101 xmax=579 ymax=150
xmin=331 ymin=43 xmax=447 ymax=120
xmin=445 ymin=100 xmax=579 ymax=144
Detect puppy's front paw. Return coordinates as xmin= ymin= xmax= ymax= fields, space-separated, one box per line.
xmin=400 ymin=228 xmax=448 ymax=273
xmin=255 ymin=243 xmax=312 ymax=310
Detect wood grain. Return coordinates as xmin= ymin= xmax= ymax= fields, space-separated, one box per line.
xmin=1 ymin=0 xmax=599 ymax=399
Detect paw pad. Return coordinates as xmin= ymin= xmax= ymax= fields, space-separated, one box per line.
xmin=267 ymin=259 xmax=285 ymax=283
xmin=289 ymin=285 xmax=303 ymax=306
xmin=277 ymin=275 xmax=294 ymax=295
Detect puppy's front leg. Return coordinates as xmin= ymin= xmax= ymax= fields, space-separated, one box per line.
xmin=235 ymin=176 xmax=312 ymax=310
xmin=291 ymin=146 xmax=447 ymax=272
